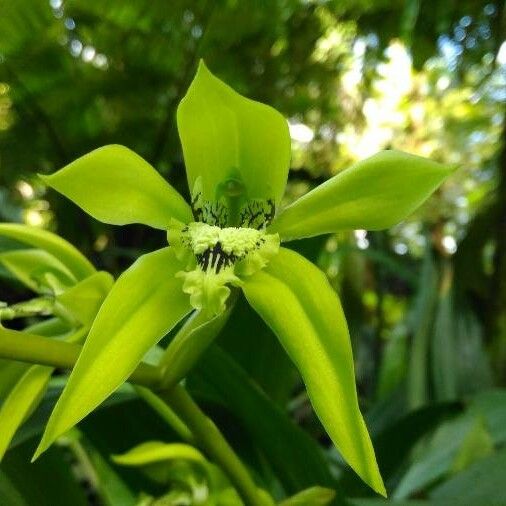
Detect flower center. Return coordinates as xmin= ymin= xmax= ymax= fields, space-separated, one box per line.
xmin=168 ymin=222 xmax=279 ymax=316
xmin=180 ymin=223 xmax=269 ymax=273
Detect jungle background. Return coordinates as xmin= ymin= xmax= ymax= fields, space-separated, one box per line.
xmin=0 ymin=0 xmax=505 ymax=505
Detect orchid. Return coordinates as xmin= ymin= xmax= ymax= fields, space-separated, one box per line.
xmin=32 ymin=61 xmax=454 ymax=496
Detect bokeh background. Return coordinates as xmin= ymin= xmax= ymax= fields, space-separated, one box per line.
xmin=0 ymin=1 xmax=505 ymax=505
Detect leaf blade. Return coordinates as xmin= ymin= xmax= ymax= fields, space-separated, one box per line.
xmin=0 ymin=224 xmax=95 ymax=280
xmin=0 ymin=365 xmax=53 ymax=460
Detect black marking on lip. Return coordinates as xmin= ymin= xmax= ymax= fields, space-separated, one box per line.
xmin=195 ymin=237 xmax=267 ymax=273
xmin=196 ymin=241 xmax=237 ymax=272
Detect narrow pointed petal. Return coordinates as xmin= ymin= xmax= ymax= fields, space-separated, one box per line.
xmin=269 ymin=150 xmax=455 ymax=241
xmin=34 ymin=248 xmax=192 ymax=458
xmin=177 ymin=61 xmax=290 ymax=207
xmin=40 ymin=145 xmax=192 ymax=229
xmin=242 ymin=248 xmax=385 ymax=496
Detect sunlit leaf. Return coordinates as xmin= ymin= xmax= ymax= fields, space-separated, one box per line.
xmin=40 ymin=145 xmax=192 ymax=228
xmin=56 ymin=271 xmax=114 ymax=325
xmin=35 ymin=247 xmax=192 ymax=458
xmin=279 ymin=486 xmax=335 ymax=506
xmin=0 ymin=361 xmax=29 ymax=401
xmin=242 ymin=248 xmax=385 ymax=496
xmin=269 ymin=151 xmax=455 ymax=240
xmin=0 ymin=365 xmax=53 ymax=460
xmin=0 ymin=249 xmax=76 ymax=293
xmin=112 ymin=441 xmax=205 ymax=467
xmin=177 ymin=61 xmax=290 ymax=207
xmin=0 ymin=224 xmax=95 ymax=280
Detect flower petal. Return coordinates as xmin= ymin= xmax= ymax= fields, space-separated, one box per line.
xmin=242 ymin=248 xmax=385 ymax=496
xmin=269 ymin=150 xmax=455 ymax=241
xmin=34 ymin=247 xmax=192 ymax=459
xmin=41 ymin=145 xmax=192 ymax=229
xmin=177 ymin=61 xmax=290 ymax=210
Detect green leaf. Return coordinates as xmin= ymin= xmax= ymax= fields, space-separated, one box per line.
xmin=279 ymin=487 xmax=336 ymax=506
xmin=0 ymin=361 xmax=29 ymax=401
xmin=430 ymin=448 xmax=506 ymax=504
xmin=112 ymin=441 xmax=205 ymax=467
xmin=431 ymin=270 xmax=457 ymax=402
xmin=0 ymin=224 xmax=95 ymax=280
xmin=40 ymin=145 xmax=192 ymax=228
xmin=190 ymin=345 xmax=335 ymax=493
xmin=450 ymin=418 xmax=494 ymax=474
xmin=79 ymin=437 xmax=137 ymax=506
xmin=177 ymin=61 xmax=290 ymax=206
xmin=0 ymin=249 xmax=76 ymax=293
xmin=160 ymin=304 xmax=232 ymax=390
xmin=35 ymin=247 xmax=192 ymax=458
xmin=242 ymin=248 xmax=385 ymax=496
xmin=56 ymin=271 xmax=114 ymax=325
xmin=269 ymin=151 xmax=455 ymax=241
xmin=0 ymin=365 xmax=53 ymax=460
xmin=1 ymin=441 xmax=89 ymax=506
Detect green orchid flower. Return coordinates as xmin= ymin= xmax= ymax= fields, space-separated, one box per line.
xmin=34 ymin=61 xmax=454 ymax=496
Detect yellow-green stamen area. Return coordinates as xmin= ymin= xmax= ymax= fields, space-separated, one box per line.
xmin=169 ymin=222 xmax=279 ymax=315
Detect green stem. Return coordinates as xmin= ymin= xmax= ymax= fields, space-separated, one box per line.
xmin=0 ymin=328 xmax=273 ymax=506
xmin=0 ymin=330 xmax=161 ymax=387
xmin=161 ymin=385 xmax=270 ymax=506
xmin=134 ymin=386 xmax=194 ymax=443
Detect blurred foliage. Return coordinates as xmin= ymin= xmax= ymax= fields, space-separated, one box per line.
xmin=0 ymin=0 xmax=506 ymax=505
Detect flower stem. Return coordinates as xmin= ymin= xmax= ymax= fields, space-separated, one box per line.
xmin=134 ymin=385 xmax=194 ymax=443
xmin=161 ymin=385 xmax=271 ymax=506
xmin=0 ymin=329 xmax=161 ymax=387
xmin=0 ymin=329 xmax=274 ymax=506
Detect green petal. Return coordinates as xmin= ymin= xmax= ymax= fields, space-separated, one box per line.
xmin=0 ymin=223 xmax=95 ymax=280
xmin=0 ymin=249 xmax=77 ymax=294
xmin=0 ymin=365 xmax=53 ymax=461
xmin=269 ymin=150 xmax=455 ymax=241
xmin=177 ymin=61 xmax=290 ymax=207
xmin=160 ymin=305 xmax=233 ymax=390
xmin=40 ymin=145 xmax=192 ymax=229
xmin=34 ymin=248 xmax=192 ymax=459
xmin=242 ymin=248 xmax=385 ymax=496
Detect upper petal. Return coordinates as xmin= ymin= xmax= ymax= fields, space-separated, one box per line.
xmin=269 ymin=150 xmax=455 ymax=241
xmin=41 ymin=145 xmax=192 ymax=229
xmin=177 ymin=61 xmax=290 ymax=213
